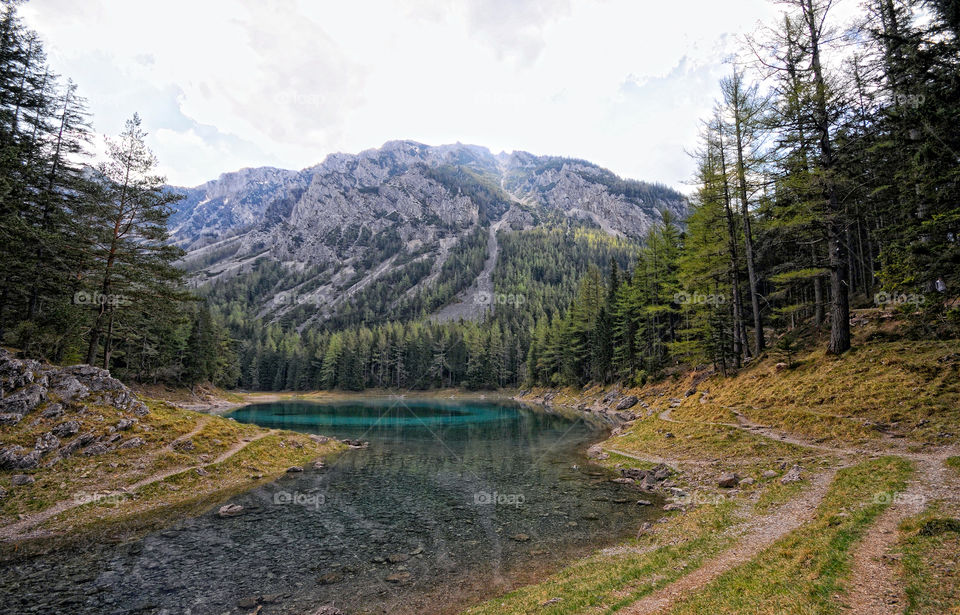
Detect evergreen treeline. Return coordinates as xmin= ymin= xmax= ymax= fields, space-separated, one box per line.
xmin=0 ymin=2 xmax=207 ymax=384
xmin=528 ymin=0 xmax=960 ymax=386
xmin=200 ymin=224 xmax=640 ymax=391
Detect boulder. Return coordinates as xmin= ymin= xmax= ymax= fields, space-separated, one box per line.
xmin=60 ymin=431 xmax=96 ymax=456
xmin=780 ymin=465 xmax=804 ymax=484
xmin=0 ymin=412 xmax=23 ymax=425
xmin=115 ymin=418 xmax=137 ymax=431
xmin=52 ymin=420 xmax=81 ymax=437
xmin=0 ymin=350 xmax=34 ymax=391
xmin=46 ymin=372 xmax=89 ymax=403
xmin=0 ymin=384 xmax=47 ymax=415
xmin=41 ymin=403 xmax=64 ymax=419
xmin=0 ymin=445 xmax=41 ymax=469
xmin=636 ymin=499 xmax=652 ymax=506
xmin=761 ymin=470 xmax=778 ymax=479
xmin=386 ymin=553 xmax=409 ymax=563
xmin=740 ymin=477 xmax=756 ymax=486
xmin=652 ymin=463 xmax=672 ymax=481
xmin=286 ymin=465 xmax=304 ymax=473
xmin=718 ymin=472 xmax=741 ymax=488
xmin=34 ymin=433 xmax=60 ymax=456
xmin=83 ymin=443 xmax=111 ymax=456
xmin=118 ymin=437 xmax=145 ymax=449
xmin=614 ymin=395 xmax=639 ymax=410
xmin=12 ymin=474 xmax=35 ymax=486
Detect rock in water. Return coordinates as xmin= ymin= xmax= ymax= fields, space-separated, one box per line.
xmin=385 ymin=572 xmax=412 ymax=584
xmin=217 ymin=504 xmax=244 ymax=518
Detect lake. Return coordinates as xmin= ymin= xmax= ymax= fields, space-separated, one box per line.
xmin=1 ymin=398 xmax=662 ymax=614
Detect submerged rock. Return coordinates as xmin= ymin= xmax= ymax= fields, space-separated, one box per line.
xmin=385 ymin=571 xmax=412 ymax=584
xmin=217 ymin=504 xmax=244 ymax=518
xmin=316 ymin=572 xmax=343 ymax=585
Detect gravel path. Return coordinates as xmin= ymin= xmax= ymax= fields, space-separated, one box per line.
xmin=618 ymin=468 xmax=838 ymax=615
xmin=617 ymin=403 xmax=960 ymax=614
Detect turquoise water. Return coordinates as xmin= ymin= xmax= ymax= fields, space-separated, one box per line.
xmin=1 ymin=399 xmax=662 ymax=615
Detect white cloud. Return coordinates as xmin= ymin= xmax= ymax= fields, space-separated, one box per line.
xmin=20 ymin=0 xmax=837 ymax=191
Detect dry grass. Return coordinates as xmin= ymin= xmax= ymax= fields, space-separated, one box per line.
xmin=0 ymin=395 xmax=343 ymax=544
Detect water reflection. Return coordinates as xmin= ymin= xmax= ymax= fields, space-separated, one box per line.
xmin=1 ymin=399 xmax=662 ymax=615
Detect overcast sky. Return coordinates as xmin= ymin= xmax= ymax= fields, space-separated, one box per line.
xmin=23 ymin=0 xmax=793 ymax=190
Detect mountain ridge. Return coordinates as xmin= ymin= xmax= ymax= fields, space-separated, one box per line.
xmin=169 ymin=140 xmax=687 ymax=327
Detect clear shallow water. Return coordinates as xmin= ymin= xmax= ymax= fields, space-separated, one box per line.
xmin=1 ymin=399 xmax=662 ymax=615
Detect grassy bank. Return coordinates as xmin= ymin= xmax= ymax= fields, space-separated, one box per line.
xmin=0 ymin=396 xmax=343 ymax=549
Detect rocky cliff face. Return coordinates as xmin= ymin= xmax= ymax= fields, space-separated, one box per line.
xmin=0 ymin=349 xmax=149 ymax=472
xmin=169 ymin=141 xmax=687 ymax=324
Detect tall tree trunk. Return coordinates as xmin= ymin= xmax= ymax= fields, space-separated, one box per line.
xmin=717 ymin=123 xmax=745 ymax=366
xmin=728 ymin=70 xmax=765 ymax=356
xmin=803 ymin=0 xmax=850 ymax=354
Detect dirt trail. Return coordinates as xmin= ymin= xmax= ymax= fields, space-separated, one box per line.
xmin=843 ymin=451 xmax=960 ymax=614
xmin=618 ymin=468 xmax=838 ymax=615
xmin=619 ymin=403 xmax=960 ymax=614
xmin=0 ymin=429 xmax=274 ymax=542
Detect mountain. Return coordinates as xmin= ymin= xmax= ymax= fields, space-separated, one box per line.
xmin=169 ymin=141 xmax=687 ymax=328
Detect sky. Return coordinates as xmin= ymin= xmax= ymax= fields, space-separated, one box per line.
xmin=22 ymin=0 xmax=793 ymax=191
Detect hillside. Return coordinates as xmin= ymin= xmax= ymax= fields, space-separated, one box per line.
xmin=170 ymin=141 xmax=686 ymax=328
xmin=475 ymin=318 xmax=960 ymax=615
